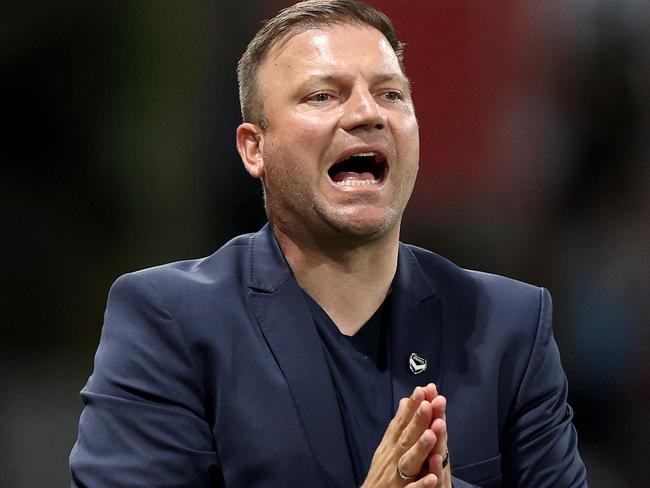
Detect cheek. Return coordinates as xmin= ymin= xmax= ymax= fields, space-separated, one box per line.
xmin=396 ymin=118 xmax=420 ymax=156
xmin=295 ymin=114 xmax=334 ymax=140
xmin=398 ymin=114 xmax=419 ymax=139
xmin=288 ymin=114 xmax=337 ymax=168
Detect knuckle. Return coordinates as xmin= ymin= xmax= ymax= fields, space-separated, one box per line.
xmin=397 ymin=432 xmax=411 ymax=451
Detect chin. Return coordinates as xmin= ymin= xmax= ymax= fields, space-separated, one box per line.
xmin=320 ymin=208 xmax=401 ymax=241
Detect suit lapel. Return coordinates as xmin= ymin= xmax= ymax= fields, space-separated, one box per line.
xmin=247 ymin=226 xmax=355 ymax=488
xmin=390 ymin=244 xmax=445 ymax=409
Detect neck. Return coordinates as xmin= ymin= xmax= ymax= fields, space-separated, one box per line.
xmin=273 ymin=224 xmax=400 ymax=336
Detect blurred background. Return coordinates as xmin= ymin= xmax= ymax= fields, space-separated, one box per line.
xmin=1 ymin=0 xmax=648 ymax=486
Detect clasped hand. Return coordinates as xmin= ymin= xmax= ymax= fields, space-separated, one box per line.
xmin=361 ymin=384 xmax=451 ymax=488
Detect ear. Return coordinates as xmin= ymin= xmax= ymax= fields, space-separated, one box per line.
xmin=236 ymin=122 xmax=265 ymax=178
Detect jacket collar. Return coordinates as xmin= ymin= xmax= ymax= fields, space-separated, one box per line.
xmin=247 ymin=223 xmax=293 ymax=292
xmin=247 ymin=224 xmax=354 ymax=487
xmin=390 ymin=243 xmax=444 ymax=405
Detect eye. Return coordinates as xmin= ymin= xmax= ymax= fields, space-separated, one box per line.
xmin=307 ymin=92 xmax=331 ymax=103
xmin=382 ymin=90 xmax=403 ymax=101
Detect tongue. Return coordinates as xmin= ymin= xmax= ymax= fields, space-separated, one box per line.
xmin=332 ymin=171 xmax=375 ymax=182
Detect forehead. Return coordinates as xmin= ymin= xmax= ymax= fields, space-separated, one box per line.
xmin=259 ymin=23 xmax=403 ymax=81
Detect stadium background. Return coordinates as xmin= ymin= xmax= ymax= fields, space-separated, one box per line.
xmin=2 ymin=1 xmax=648 ymax=486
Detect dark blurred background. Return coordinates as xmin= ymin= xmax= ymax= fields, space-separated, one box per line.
xmin=1 ymin=1 xmax=648 ymax=486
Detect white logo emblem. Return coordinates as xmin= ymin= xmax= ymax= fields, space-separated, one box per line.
xmin=408 ymin=353 xmax=427 ymax=375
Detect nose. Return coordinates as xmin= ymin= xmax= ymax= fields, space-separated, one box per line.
xmin=340 ymin=86 xmax=387 ymax=131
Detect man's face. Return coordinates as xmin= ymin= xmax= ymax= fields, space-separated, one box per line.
xmin=252 ymin=23 xmax=419 ymax=241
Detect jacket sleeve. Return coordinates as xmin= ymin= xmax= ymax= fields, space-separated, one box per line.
xmin=499 ymin=287 xmax=587 ymax=487
xmin=69 ymin=272 xmax=221 ymax=487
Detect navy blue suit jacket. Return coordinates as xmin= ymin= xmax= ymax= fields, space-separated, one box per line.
xmin=70 ymin=224 xmax=586 ymax=487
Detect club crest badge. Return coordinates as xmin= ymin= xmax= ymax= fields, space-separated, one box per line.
xmin=408 ymin=352 xmax=427 ymax=375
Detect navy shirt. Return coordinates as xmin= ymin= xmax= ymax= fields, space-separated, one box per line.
xmin=304 ymin=293 xmax=393 ymax=485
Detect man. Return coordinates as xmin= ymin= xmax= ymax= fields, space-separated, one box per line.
xmin=70 ymin=1 xmax=587 ymax=487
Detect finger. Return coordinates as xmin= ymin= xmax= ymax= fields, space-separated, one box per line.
xmin=397 ymin=429 xmax=436 ymax=482
xmin=429 ymin=396 xmax=448 ymax=468
xmin=422 ymin=383 xmax=437 ymax=402
xmin=430 ymin=394 xmax=446 ymax=422
xmin=431 ymin=418 xmax=448 ymax=453
xmin=410 ymin=385 xmax=427 ymax=404
xmin=387 ymin=386 xmax=430 ymax=442
xmin=398 ymin=400 xmax=433 ymax=451
xmin=385 ymin=395 xmax=420 ymax=445
xmin=427 ymin=417 xmax=450 ymax=478
xmin=426 ymin=396 xmax=449 ymax=480
xmin=406 ymin=473 xmax=438 ymax=487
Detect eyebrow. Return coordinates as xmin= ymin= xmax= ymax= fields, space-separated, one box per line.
xmin=296 ymin=72 xmax=411 ymax=92
xmin=375 ymin=72 xmax=412 ymax=92
xmin=372 ymin=72 xmax=410 ymax=86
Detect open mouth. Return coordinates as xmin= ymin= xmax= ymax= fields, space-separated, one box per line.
xmin=327 ymin=152 xmax=387 ymax=187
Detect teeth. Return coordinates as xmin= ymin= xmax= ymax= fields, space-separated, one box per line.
xmin=334 ymin=178 xmax=380 ymax=187
xmin=351 ymin=152 xmax=376 ymax=158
